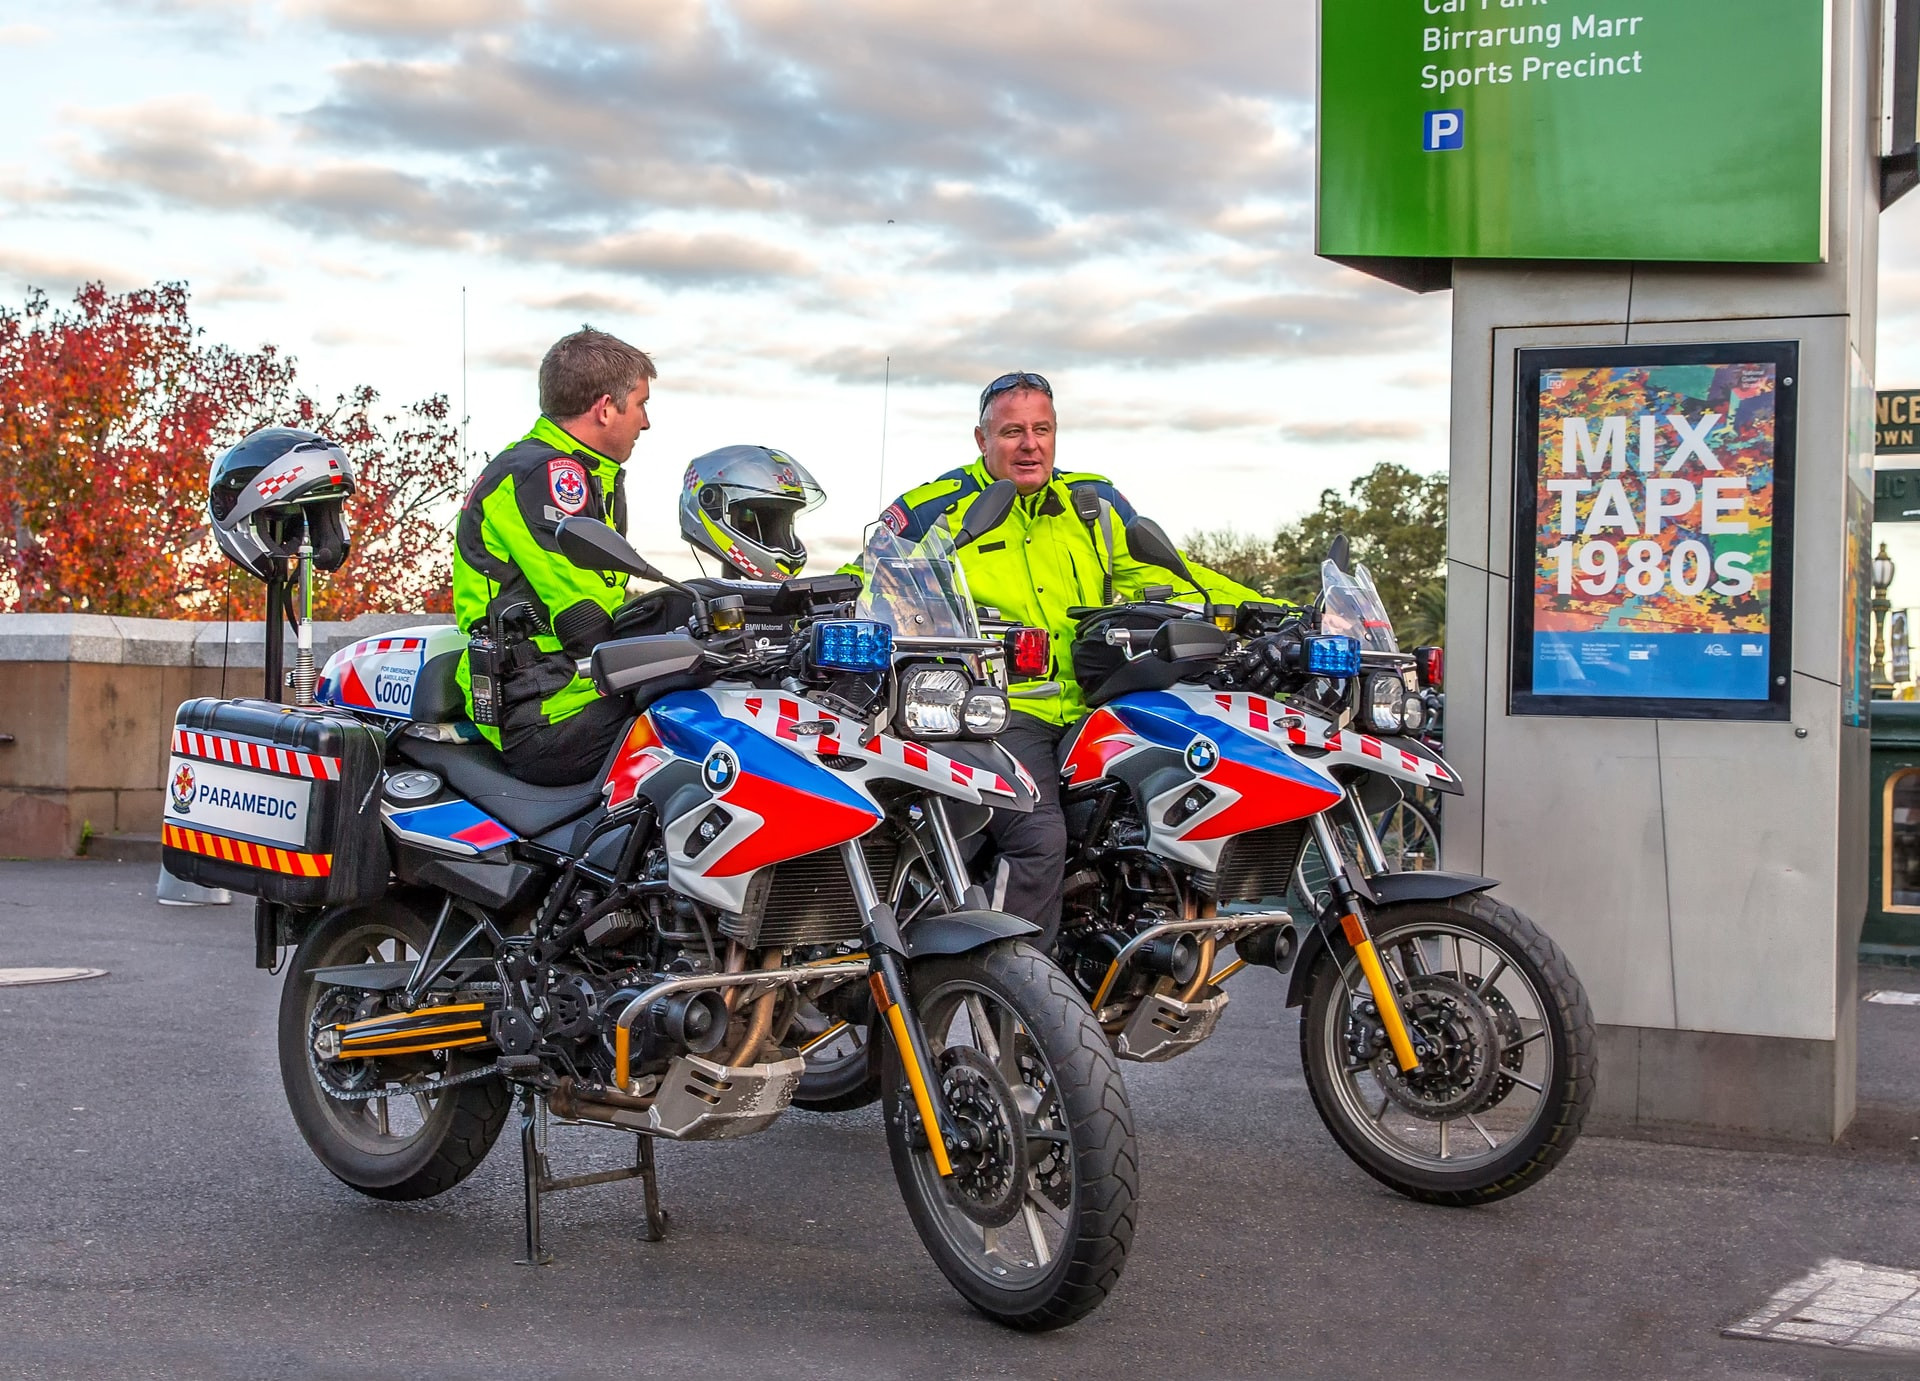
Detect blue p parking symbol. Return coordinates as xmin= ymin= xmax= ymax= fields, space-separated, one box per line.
xmin=1424 ymin=109 xmax=1464 ymax=151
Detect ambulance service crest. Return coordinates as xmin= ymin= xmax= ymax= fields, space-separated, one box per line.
xmin=548 ymin=458 xmax=589 ymax=515
xmin=170 ymin=763 xmax=196 ymax=814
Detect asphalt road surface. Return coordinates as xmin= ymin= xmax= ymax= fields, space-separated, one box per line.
xmin=4 ymin=859 xmax=1920 ymax=1380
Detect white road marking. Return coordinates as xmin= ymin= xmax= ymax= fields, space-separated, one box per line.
xmin=1726 ymin=1259 xmax=1920 ymax=1354
xmin=0 ymin=967 xmax=107 ymax=987
xmin=1864 ymin=989 xmax=1920 ymax=1006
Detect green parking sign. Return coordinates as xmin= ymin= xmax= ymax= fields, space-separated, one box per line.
xmin=1317 ymin=0 xmax=1829 ymax=265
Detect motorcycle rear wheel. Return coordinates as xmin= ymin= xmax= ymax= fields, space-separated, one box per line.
xmin=277 ymin=900 xmax=510 ymax=1201
xmin=883 ymin=940 xmax=1136 ymax=1330
xmin=1299 ymin=894 xmax=1593 ymax=1205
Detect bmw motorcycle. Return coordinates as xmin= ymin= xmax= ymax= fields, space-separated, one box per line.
xmin=801 ymin=517 xmax=1594 ymax=1206
xmin=162 ymin=499 xmax=1136 ymax=1330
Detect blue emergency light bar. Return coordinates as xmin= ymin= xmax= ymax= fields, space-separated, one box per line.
xmin=1304 ymin=634 xmax=1362 ymax=679
xmin=811 ymin=620 xmax=893 ymax=673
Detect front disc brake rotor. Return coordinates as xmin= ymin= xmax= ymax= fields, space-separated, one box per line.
xmin=1017 ymin=1047 xmax=1071 ymax=1210
xmin=1367 ymin=973 xmax=1502 ymax=1120
xmin=937 ymin=1046 xmax=1028 ymax=1228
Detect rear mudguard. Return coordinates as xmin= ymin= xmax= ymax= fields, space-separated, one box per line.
xmin=902 ymin=909 xmax=1041 ymax=958
xmin=1283 ymin=871 xmax=1498 ymax=1009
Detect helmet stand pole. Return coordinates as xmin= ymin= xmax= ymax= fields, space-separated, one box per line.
xmin=263 ymin=564 xmax=286 ymax=705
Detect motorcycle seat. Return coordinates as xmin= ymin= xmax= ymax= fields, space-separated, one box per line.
xmin=395 ymin=735 xmax=608 ymax=838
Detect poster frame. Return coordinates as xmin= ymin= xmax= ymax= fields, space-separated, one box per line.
xmin=1508 ymin=341 xmax=1798 ymax=722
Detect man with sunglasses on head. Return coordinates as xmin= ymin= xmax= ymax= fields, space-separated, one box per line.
xmin=854 ymin=370 xmax=1262 ymax=947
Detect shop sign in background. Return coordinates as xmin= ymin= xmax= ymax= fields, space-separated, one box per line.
xmin=1317 ymin=0 xmax=1829 ymax=263
xmin=1510 ymin=343 xmax=1798 ymax=720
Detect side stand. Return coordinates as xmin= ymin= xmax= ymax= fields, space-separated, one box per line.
xmin=516 ymin=1087 xmax=668 ymax=1266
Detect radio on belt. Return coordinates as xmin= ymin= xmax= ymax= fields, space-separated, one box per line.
xmin=161 ymin=698 xmax=388 ymax=906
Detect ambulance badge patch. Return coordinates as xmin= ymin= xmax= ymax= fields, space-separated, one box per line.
xmin=549 ymin=458 xmax=589 ymax=515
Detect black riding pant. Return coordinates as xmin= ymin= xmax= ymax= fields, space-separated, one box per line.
xmin=502 ymin=696 xmax=629 ymax=787
xmin=984 ymin=714 xmax=1070 ymax=950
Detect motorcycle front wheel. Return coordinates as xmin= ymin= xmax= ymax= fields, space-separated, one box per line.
xmin=277 ymin=900 xmax=510 ymax=1200
xmin=883 ymin=940 xmax=1137 ymax=1330
xmin=1299 ymin=893 xmax=1593 ymax=1205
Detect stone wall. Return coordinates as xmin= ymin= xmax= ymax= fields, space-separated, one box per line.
xmin=0 ymin=613 xmax=450 ymax=857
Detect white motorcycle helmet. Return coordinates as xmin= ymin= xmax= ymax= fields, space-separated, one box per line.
xmin=207 ymin=427 xmax=355 ymax=578
xmin=678 ymin=445 xmax=825 ymax=579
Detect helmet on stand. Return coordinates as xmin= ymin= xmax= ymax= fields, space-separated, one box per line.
xmin=208 ymin=427 xmax=355 ymax=579
xmin=678 ymin=445 xmax=825 ymax=580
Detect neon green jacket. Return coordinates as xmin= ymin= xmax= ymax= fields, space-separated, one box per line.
xmin=853 ymin=460 xmax=1264 ymax=726
xmin=452 ymin=417 xmax=628 ymax=746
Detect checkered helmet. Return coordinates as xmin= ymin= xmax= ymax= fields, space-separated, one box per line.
xmin=207 ymin=428 xmax=355 ymax=579
xmin=678 ymin=445 xmax=825 ymax=579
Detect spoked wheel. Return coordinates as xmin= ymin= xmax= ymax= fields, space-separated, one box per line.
xmin=1371 ymin=797 xmax=1441 ymax=871
xmin=1300 ymin=894 xmax=1593 ymax=1205
xmin=277 ymin=901 xmax=509 ymax=1200
xmin=883 ymin=941 xmax=1136 ymax=1331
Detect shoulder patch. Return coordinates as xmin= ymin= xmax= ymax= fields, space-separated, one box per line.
xmin=881 ymin=502 xmax=909 ymax=535
xmin=548 ymin=457 xmax=589 ymax=515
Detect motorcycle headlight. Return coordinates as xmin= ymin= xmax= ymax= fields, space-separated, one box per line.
xmin=1363 ymin=671 xmax=1405 ymax=735
xmin=1399 ymin=668 xmax=1425 ymax=733
xmin=899 ymin=665 xmax=970 ymax=738
xmin=963 ymin=688 xmax=1010 ymax=737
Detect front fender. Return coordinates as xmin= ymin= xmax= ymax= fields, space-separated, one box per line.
xmin=1281 ymin=871 xmax=1499 ymax=1008
xmin=902 ymin=909 xmax=1041 ymax=958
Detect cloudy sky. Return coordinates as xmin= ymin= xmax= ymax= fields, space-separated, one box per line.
xmin=6 ymin=1 xmax=1920 ymax=574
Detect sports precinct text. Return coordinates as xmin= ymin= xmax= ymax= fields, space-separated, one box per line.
xmin=1420 ymin=13 xmax=1647 ymax=93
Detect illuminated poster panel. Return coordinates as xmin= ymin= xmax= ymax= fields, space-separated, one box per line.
xmin=1510 ymin=343 xmax=1797 ymax=720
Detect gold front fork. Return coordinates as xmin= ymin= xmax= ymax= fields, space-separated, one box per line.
xmin=1309 ymin=812 xmax=1420 ymax=1074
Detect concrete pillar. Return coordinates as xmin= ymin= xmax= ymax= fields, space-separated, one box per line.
xmin=1443 ymin=0 xmax=1881 ymax=1141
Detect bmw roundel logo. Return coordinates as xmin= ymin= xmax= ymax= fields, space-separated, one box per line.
xmin=703 ymin=748 xmax=737 ymax=793
xmin=1184 ymin=737 xmax=1219 ymax=775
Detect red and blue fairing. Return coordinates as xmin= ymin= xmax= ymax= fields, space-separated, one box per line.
xmin=647 ymin=690 xmax=883 ymax=910
xmin=1064 ymin=689 xmax=1342 ymax=870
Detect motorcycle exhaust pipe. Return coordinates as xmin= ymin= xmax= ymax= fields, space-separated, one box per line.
xmin=315 ymin=1001 xmax=495 ymax=1061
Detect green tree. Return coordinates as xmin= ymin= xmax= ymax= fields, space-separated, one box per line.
xmin=1187 ymin=462 xmax=1448 ymax=644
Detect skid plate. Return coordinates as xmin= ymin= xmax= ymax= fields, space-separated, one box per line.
xmin=647 ymin=1051 xmax=806 ymax=1140
xmin=1114 ymin=989 xmax=1229 ymax=1063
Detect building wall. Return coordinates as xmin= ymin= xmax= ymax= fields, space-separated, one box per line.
xmin=0 ymin=614 xmax=447 ymax=857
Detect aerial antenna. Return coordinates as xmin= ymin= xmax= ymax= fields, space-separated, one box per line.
xmin=460 ymin=285 xmax=470 ymax=464
xmin=876 ymin=353 xmax=891 ymax=509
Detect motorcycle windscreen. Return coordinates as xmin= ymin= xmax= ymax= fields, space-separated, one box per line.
xmin=854 ymin=521 xmax=982 ymax=641
xmin=1320 ymin=560 xmax=1398 ymax=654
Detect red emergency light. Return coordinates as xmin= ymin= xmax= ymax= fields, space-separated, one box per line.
xmin=1415 ymin=645 xmax=1443 ymax=689
xmin=1005 ymin=627 xmax=1051 ymax=679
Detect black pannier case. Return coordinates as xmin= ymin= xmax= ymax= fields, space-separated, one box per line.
xmin=162 ymin=698 xmax=389 ymax=907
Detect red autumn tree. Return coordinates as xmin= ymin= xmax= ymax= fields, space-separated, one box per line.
xmin=0 ymin=281 xmax=462 ymax=618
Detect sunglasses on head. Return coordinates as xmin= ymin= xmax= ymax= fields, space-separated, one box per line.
xmin=978 ymin=371 xmax=1053 ymax=419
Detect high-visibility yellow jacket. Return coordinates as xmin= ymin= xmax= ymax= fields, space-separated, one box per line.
xmin=451 ymin=417 xmax=628 ymax=746
xmin=853 ymin=460 xmax=1264 ymax=726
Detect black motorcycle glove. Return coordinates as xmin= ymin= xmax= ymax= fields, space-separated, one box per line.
xmin=1243 ymin=633 xmax=1296 ymax=696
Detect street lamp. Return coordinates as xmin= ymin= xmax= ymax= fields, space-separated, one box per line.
xmin=1873 ymin=543 xmax=1897 ymax=698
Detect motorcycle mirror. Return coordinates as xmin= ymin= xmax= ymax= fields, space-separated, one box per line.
xmin=1329 ymin=532 xmax=1352 ymax=574
xmin=1126 ymin=517 xmax=1198 ymax=588
xmin=953 ymin=479 xmax=1019 ymax=548
xmin=557 ymin=516 xmax=667 ymax=582
xmin=557 ymin=517 xmax=713 ymax=629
